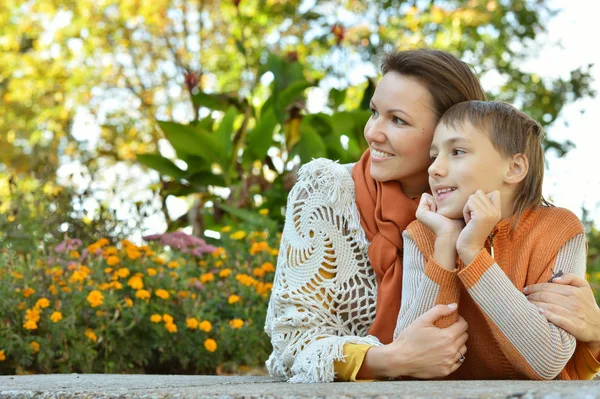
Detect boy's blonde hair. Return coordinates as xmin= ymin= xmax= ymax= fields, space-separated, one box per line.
xmin=438 ymin=100 xmax=546 ymax=222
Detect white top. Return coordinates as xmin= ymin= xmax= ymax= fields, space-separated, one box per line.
xmin=264 ymin=158 xmax=381 ymax=383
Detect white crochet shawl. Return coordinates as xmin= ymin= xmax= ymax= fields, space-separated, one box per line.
xmin=265 ymin=158 xmax=382 ymax=383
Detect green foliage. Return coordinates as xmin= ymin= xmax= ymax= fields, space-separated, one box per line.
xmin=0 ymin=230 xmax=276 ymax=374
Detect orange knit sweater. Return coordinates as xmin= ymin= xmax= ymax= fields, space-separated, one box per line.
xmin=402 ymin=206 xmax=586 ymax=380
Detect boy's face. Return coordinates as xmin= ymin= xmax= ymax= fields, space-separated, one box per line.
xmin=428 ymin=121 xmax=511 ymax=219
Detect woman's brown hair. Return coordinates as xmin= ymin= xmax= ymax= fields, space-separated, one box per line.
xmin=381 ymin=48 xmax=488 ymax=120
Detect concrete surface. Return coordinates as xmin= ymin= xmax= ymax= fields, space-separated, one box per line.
xmin=0 ymin=374 xmax=598 ymax=398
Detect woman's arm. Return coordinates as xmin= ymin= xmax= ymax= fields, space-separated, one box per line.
xmin=456 ymin=234 xmax=587 ymax=380
xmin=357 ymin=304 xmax=468 ymax=380
xmin=524 ymin=273 xmax=600 ymax=368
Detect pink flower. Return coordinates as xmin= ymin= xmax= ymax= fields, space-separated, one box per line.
xmin=143 ymin=232 xmax=216 ymax=257
xmin=54 ymin=238 xmax=83 ymax=254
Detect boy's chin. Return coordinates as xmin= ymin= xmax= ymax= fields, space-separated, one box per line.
xmin=436 ymin=207 xmax=463 ymax=220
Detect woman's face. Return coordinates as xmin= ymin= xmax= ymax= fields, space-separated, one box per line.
xmin=364 ymin=72 xmax=438 ymax=195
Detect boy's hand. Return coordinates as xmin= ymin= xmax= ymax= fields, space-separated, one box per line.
xmin=456 ymin=190 xmax=501 ymax=264
xmin=416 ymin=194 xmax=464 ymax=238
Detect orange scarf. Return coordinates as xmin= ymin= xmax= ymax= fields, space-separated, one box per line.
xmin=352 ymin=150 xmax=421 ymax=344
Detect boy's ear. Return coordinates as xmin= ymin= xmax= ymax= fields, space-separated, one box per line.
xmin=504 ymin=154 xmax=528 ymax=184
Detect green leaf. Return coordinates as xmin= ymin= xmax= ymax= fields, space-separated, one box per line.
xmin=157 ymin=120 xmax=228 ymax=168
xmin=187 ymin=171 xmax=227 ymax=189
xmin=247 ymin=107 xmax=278 ymax=160
xmin=215 ymin=107 xmax=238 ymax=157
xmin=136 ymin=153 xmax=187 ymax=180
xmin=328 ymin=87 xmax=347 ymax=109
xmin=219 ymin=203 xmax=277 ymax=230
xmin=359 ymin=78 xmax=377 ymax=110
xmin=191 ymin=91 xmax=241 ymax=112
xmin=293 ymin=119 xmax=327 ymax=162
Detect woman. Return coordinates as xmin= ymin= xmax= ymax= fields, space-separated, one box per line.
xmin=264 ymin=48 xmax=600 ymax=382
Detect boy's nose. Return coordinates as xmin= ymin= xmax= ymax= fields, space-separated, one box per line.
xmin=428 ymin=157 xmax=446 ymax=178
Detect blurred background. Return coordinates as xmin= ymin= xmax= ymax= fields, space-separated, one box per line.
xmin=1 ymin=0 xmax=599 ymax=375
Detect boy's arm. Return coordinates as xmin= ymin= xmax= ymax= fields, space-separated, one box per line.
xmin=457 ymin=234 xmax=586 ymax=380
xmin=394 ymin=231 xmax=460 ymax=340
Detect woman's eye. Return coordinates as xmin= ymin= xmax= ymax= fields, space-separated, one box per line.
xmin=430 ymin=155 xmax=438 ymax=163
xmin=392 ymin=116 xmax=406 ymax=125
xmin=452 ymin=149 xmax=465 ymax=156
xmin=370 ymin=108 xmax=379 ymax=118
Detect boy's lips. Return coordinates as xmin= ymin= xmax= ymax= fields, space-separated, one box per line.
xmin=434 ymin=186 xmax=457 ymax=202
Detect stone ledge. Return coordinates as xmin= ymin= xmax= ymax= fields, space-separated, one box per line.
xmin=0 ymin=375 xmax=598 ymax=399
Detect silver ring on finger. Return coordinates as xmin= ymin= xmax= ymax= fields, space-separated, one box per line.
xmin=458 ymin=351 xmax=466 ymax=363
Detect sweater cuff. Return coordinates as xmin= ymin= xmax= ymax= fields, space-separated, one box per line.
xmin=458 ymin=248 xmax=495 ymax=290
xmin=334 ymin=343 xmax=376 ymax=382
xmin=425 ymin=257 xmax=459 ymax=286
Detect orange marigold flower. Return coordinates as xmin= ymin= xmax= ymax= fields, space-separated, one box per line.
xmin=124 ymin=297 xmax=133 ymax=307
xmin=30 ymin=341 xmax=40 ymax=353
xmin=162 ymin=314 xmax=174 ymax=324
xmin=110 ymin=281 xmax=123 ymax=290
xmin=104 ymin=246 xmax=118 ymax=256
xmin=117 ymin=267 xmax=130 ymax=278
xmin=167 ymin=261 xmax=179 ymax=269
xmin=106 ymin=256 xmax=120 ymax=266
xmin=85 ymin=329 xmax=97 ymax=342
xmin=155 ymin=289 xmax=169 ymax=299
xmin=165 ymin=322 xmax=178 ymax=333
xmin=169 ymin=271 xmax=179 ymax=279
xmin=127 ymin=275 xmax=144 ymax=290
xmin=250 ymin=241 xmax=270 ymax=255
xmin=199 ymin=320 xmax=212 ymax=333
xmin=86 ymin=290 xmax=104 ymax=307
xmin=0 ymin=350 xmax=6 ymax=361
xmin=229 ymin=319 xmax=244 ymax=329
xmin=23 ymin=320 xmax=38 ymax=330
xmin=228 ymin=295 xmax=241 ymax=305
xmin=186 ymin=318 xmax=199 ymax=329
xmin=220 ymin=226 xmax=231 ymax=233
xmin=104 ymin=267 xmax=113 ymax=274
xmin=218 ymin=269 xmax=232 ymax=278
xmin=17 ymin=301 xmax=26 ymax=310
xmin=177 ymin=291 xmax=189 ymax=299
xmin=135 ymin=289 xmax=151 ymax=300
xmin=154 ymin=257 xmax=166 ymax=265
xmin=200 ymin=273 xmax=214 ymax=284
xmin=50 ymin=311 xmax=63 ymax=323
xmin=23 ymin=288 xmax=35 ymax=298
xmin=150 ymin=314 xmax=162 ymax=323
xmin=261 ymin=262 xmax=275 ymax=273
xmin=270 ymin=249 xmax=279 ymax=256
xmin=49 ymin=285 xmax=58 ymax=295
xmin=96 ymin=238 xmax=109 ymax=247
xmin=25 ymin=308 xmax=41 ymax=323
xmin=61 ymin=286 xmax=72 ymax=293
xmin=258 ymin=209 xmax=269 ymax=216
xmin=69 ymin=250 xmax=80 ymax=259
xmin=127 ymin=248 xmax=142 ymax=260
xmin=214 ymin=260 xmax=224 ymax=268
xmin=198 ymin=260 xmax=208 ymax=267
xmin=35 ymin=298 xmax=50 ymax=309
xmin=204 ymin=338 xmax=217 ymax=352
xmin=252 ymin=268 xmax=265 ymax=278
xmin=147 ymin=267 xmax=158 ymax=276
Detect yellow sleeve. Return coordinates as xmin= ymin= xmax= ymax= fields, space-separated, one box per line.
xmin=334 ymin=343 xmax=375 ymax=382
xmin=574 ymin=342 xmax=600 ymax=380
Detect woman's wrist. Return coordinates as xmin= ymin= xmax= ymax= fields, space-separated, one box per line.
xmin=356 ymin=345 xmax=397 ymax=380
xmin=456 ymin=246 xmax=482 ymax=265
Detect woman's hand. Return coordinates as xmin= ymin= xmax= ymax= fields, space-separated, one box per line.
xmin=357 ymin=304 xmax=468 ymax=380
xmin=416 ymin=194 xmax=464 ymax=238
xmin=456 ymin=190 xmax=501 ymax=265
xmin=524 ymin=273 xmax=600 ymax=356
